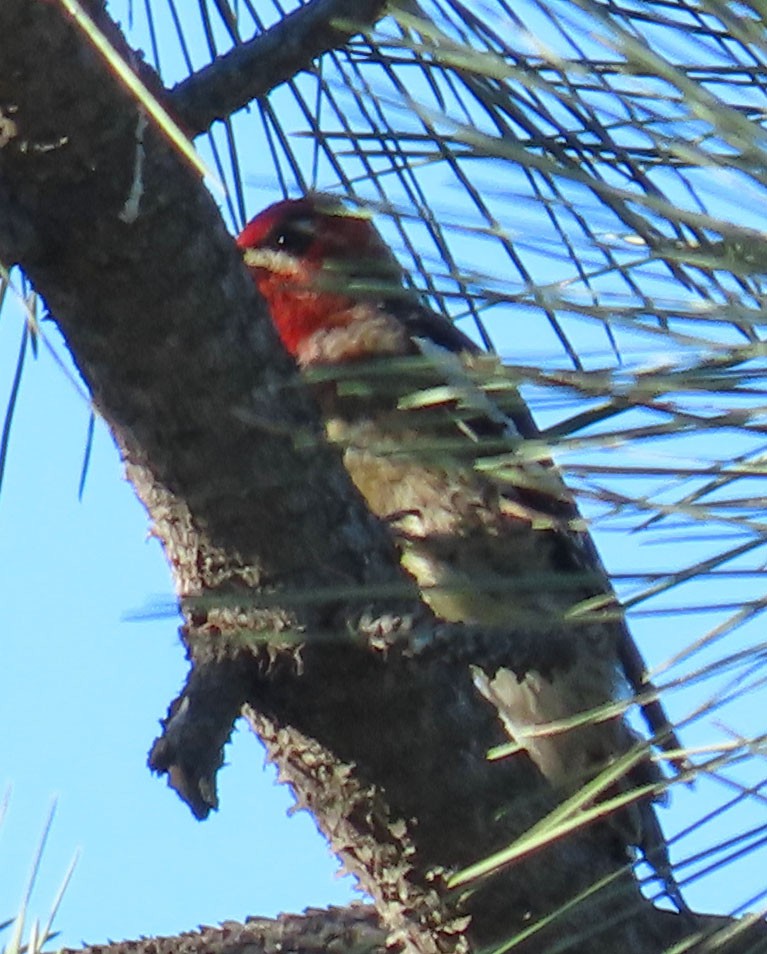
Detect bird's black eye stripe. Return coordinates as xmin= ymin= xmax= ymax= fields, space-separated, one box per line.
xmin=268 ymin=215 xmax=316 ymax=255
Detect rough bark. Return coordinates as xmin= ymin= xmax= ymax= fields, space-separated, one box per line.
xmin=62 ymin=906 xmax=767 ymax=954
xmin=0 ymin=3 xmax=745 ymax=954
xmin=169 ymin=0 xmax=389 ymax=136
xmin=64 ymin=908 xmax=388 ymax=954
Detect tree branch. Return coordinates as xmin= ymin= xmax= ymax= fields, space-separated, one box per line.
xmin=0 ymin=0 xmax=414 ymax=619
xmin=169 ymin=0 xmax=388 ymax=137
xmin=1 ymin=0 xmax=422 ymax=815
xmin=62 ymin=906 xmax=767 ymax=954
xmin=63 ymin=907 xmax=388 ymax=954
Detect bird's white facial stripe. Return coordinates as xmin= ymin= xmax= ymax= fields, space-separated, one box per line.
xmin=242 ymin=247 xmax=303 ymax=276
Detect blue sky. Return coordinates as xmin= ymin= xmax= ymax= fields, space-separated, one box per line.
xmin=0 ymin=314 xmax=358 ymax=946
xmin=3 ymin=0 xmax=767 ymax=948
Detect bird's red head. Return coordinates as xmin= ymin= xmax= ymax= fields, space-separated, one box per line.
xmin=237 ymin=196 xmax=409 ymax=365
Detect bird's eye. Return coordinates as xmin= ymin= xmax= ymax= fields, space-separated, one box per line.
xmin=270 ymin=216 xmax=316 ymax=255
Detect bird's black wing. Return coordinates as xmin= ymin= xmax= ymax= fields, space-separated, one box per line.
xmin=392 ymin=299 xmax=686 ymax=772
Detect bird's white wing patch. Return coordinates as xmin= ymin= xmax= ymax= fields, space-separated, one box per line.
xmin=413 ymin=336 xmax=521 ymax=437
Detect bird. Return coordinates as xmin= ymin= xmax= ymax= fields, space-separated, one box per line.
xmin=236 ymin=194 xmax=689 ymax=910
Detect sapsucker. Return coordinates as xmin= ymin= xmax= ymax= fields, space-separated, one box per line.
xmin=237 ymin=195 xmax=688 ymax=910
